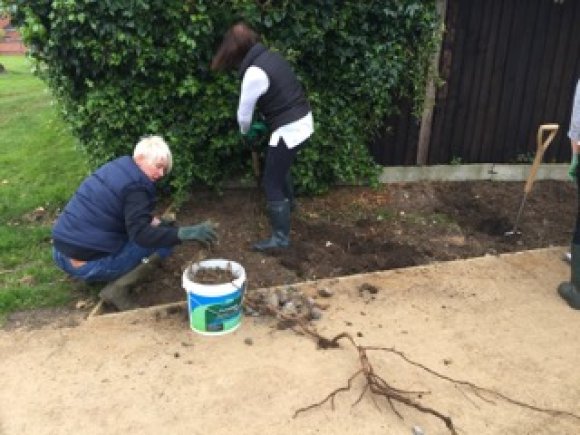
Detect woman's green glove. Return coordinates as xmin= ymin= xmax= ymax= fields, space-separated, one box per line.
xmin=243 ymin=121 xmax=268 ymax=140
xmin=569 ymin=153 xmax=578 ymax=181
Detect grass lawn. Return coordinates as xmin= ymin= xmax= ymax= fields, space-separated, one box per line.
xmin=0 ymin=55 xmax=90 ymax=322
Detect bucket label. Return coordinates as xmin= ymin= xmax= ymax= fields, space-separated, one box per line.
xmin=187 ymin=284 xmax=245 ymax=333
xmin=203 ymin=295 xmax=242 ymax=332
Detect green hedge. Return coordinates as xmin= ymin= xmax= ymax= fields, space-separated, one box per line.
xmin=5 ymin=0 xmax=439 ymax=200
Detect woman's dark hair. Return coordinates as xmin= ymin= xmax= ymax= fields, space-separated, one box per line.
xmin=211 ymin=21 xmax=260 ymax=71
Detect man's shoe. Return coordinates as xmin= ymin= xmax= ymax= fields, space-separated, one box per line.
xmin=99 ymin=282 xmax=139 ymax=311
xmin=98 ymin=254 xmax=161 ymax=311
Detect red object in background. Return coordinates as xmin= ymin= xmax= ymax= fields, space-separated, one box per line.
xmin=0 ymin=15 xmax=26 ymax=55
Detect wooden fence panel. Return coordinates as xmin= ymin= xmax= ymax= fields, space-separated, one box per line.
xmin=369 ymin=0 xmax=580 ymax=166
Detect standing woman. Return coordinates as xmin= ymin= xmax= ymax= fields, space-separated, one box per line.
xmin=211 ymin=21 xmax=314 ymax=251
xmin=558 ymin=78 xmax=580 ymax=309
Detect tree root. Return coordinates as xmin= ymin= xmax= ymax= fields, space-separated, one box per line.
xmin=294 ymin=332 xmax=457 ymax=434
xmin=243 ymin=295 xmax=580 ymax=434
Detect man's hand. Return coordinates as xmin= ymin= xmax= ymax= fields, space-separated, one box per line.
xmin=159 ymin=212 xmax=177 ymax=227
xmin=151 ymin=212 xmax=176 ymax=227
xmin=243 ymin=121 xmax=268 ymax=140
xmin=177 ymin=221 xmax=218 ymax=245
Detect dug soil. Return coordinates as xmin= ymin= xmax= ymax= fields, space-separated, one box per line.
xmin=130 ymin=180 xmax=574 ymax=310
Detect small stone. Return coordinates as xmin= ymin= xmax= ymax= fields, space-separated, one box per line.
xmin=281 ymin=301 xmax=298 ymax=316
xmin=412 ymin=425 xmax=425 ymax=435
xmin=255 ymin=288 xmax=268 ymax=298
xmin=291 ymin=294 xmax=304 ymax=309
xmin=266 ymin=292 xmax=279 ymax=309
xmin=443 ymin=358 xmax=452 ymax=366
xmin=286 ymin=285 xmax=299 ymax=295
xmin=276 ymin=287 xmax=289 ymax=304
xmin=244 ymin=337 xmax=254 ymax=346
xmin=243 ymin=305 xmax=260 ymax=316
xmin=317 ymin=288 xmax=334 ymax=298
xmin=359 ymin=283 xmax=379 ymax=294
xmin=315 ymin=302 xmax=330 ymax=310
xmin=174 ymin=352 xmax=180 ymax=358
xmin=309 ymin=307 xmax=323 ymax=320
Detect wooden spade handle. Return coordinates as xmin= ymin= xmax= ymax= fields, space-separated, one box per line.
xmin=252 ymin=150 xmax=260 ymax=179
xmin=524 ymin=124 xmax=559 ymax=194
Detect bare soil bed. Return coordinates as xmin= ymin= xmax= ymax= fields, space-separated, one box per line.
xmin=130 ymin=180 xmax=575 ymax=309
xmin=3 ymin=179 xmax=575 ymax=328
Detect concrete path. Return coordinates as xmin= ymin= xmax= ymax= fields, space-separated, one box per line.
xmin=1 ymin=247 xmax=579 ymax=435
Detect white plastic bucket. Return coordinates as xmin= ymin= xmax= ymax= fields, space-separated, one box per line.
xmin=182 ymin=259 xmax=246 ymax=335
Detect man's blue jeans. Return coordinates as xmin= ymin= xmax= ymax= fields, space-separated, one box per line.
xmin=53 ymin=242 xmax=172 ymax=283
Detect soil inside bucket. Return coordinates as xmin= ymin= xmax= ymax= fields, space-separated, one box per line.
xmin=189 ymin=266 xmax=237 ymax=285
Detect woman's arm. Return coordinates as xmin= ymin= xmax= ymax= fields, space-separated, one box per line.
xmin=569 ymin=79 xmax=580 ymax=151
xmin=237 ymin=66 xmax=269 ymax=134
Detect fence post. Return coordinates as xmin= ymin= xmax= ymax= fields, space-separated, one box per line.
xmin=416 ymin=0 xmax=447 ymax=165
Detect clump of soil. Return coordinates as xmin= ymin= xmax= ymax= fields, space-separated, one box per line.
xmin=244 ymin=285 xmax=326 ymax=328
xmin=123 ymin=180 xmax=575 ymax=310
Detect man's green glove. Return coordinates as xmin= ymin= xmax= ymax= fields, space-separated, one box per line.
xmin=569 ymin=153 xmax=578 ymax=181
xmin=177 ymin=221 xmax=218 ymax=245
xmin=243 ymin=121 xmax=268 ymax=140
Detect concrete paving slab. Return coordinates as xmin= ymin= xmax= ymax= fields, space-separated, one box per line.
xmin=0 ymin=247 xmax=578 ymax=435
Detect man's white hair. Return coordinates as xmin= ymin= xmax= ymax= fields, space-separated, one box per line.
xmin=133 ymin=135 xmax=173 ymax=174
